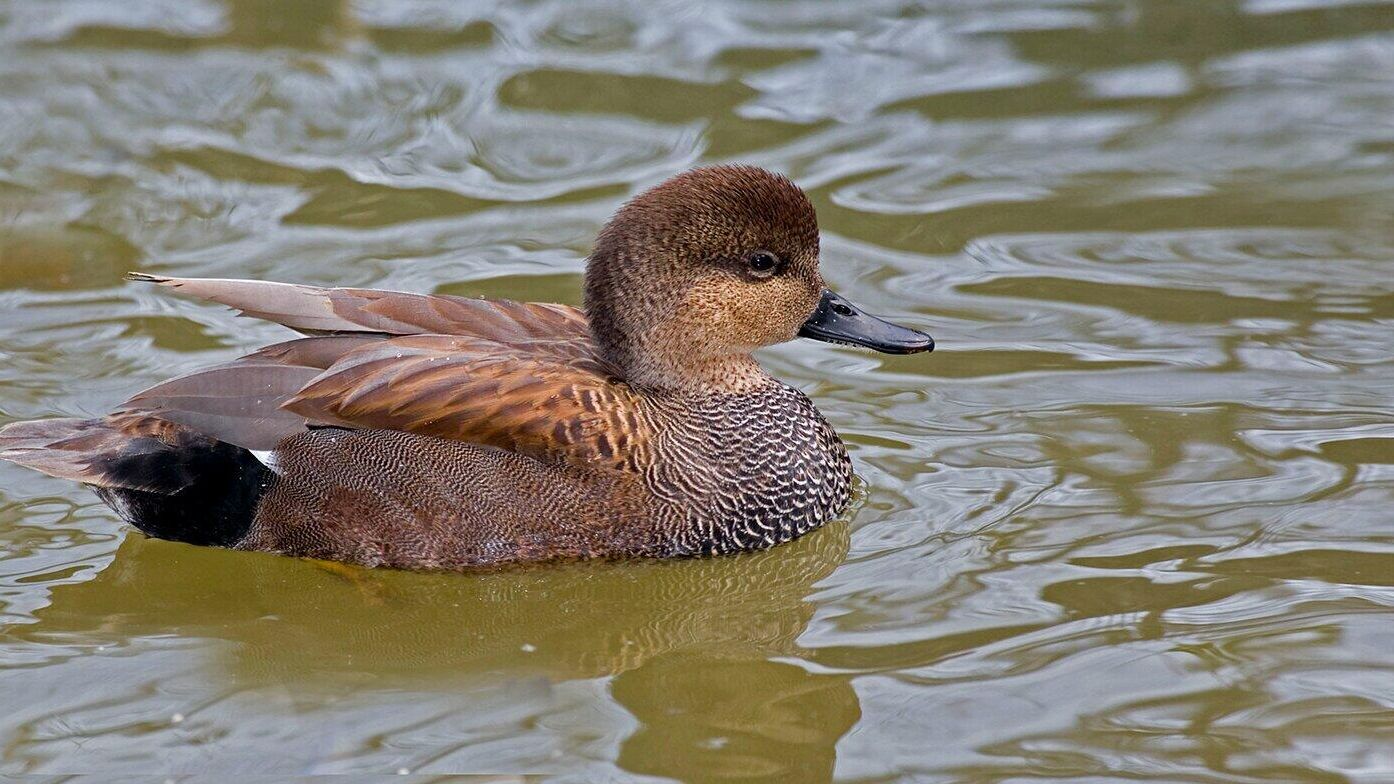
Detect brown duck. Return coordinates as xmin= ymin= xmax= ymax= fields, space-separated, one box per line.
xmin=0 ymin=166 xmax=932 ymax=570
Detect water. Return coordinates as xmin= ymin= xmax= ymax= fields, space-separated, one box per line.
xmin=2 ymin=0 xmax=1393 ymax=779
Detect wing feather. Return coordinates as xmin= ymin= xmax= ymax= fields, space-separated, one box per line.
xmin=121 ymin=276 xmax=637 ymax=467
xmin=118 ymin=336 xmax=375 ymax=450
xmin=128 ymin=273 xmax=590 ymax=343
xmin=0 ymin=413 xmax=198 ymax=489
xmin=284 ymin=334 xmax=643 ymax=469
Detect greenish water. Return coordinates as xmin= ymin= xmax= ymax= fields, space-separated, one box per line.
xmin=2 ymin=0 xmax=1394 ymax=780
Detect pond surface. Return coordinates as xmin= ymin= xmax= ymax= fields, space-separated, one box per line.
xmin=2 ymin=0 xmax=1394 ymax=780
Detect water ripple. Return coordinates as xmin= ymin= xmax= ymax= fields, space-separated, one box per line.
xmin=2 ymin=0 xmax=1393 ymax=780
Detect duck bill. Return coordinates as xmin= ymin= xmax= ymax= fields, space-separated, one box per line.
xmin=798 ymin=289 xmax=934 ymax=354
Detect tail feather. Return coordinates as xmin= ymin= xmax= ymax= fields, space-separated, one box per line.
xmin=1 ymin=417 xmax=164 ymax=488
xmin=1 ymin=414 xmax=269 ymax=546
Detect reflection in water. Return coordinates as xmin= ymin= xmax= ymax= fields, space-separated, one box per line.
xmin=2 ymin=0 xmax=1394 ymax=779
xmin=616 ymin=654 xmax=859 ymax=783
xmin=10 ymin=520 xmax=856 ymax=777
xmin=27 ymin=521 xmax=852 ymax=683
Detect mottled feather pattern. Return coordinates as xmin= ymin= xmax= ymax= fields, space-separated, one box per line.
xmin=237 ymin=381 xmax=852 ymax=567
xmin=241 ymin=428 xmax=652 ymax=569
xmin=640 ymin=381 xmax=853 ymax=557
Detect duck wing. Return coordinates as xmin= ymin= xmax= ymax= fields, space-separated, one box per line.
xmin=281 ymin=333 xmax=644 ymax=470
xmin=120 ymin=279 xmax=642 ymax=468
xmin=127 ymin=273 xmax=589 ymax=342
xmin=120 ymin=335 xmax=377 ymax=451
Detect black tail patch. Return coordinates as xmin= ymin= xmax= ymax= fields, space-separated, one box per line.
xmin=1 ymin=415 xmax=270 ymax=547
xmin=92 ymin=438 xmax=270 ymax=547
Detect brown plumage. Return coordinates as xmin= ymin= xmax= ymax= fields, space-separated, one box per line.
xmin=0 ymin=165 xmax=933 ymax=570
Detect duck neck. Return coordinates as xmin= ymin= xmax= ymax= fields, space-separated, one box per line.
xmin=622 ymin=351 xmax=776 ymax=398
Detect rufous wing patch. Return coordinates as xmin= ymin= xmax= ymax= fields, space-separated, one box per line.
xmin=122 ymin=276 xmax=641 ymax=468
xmin=282 ymin=334 xmax=645 ymax=470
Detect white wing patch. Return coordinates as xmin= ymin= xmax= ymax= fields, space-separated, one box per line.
xmin=249 ymin=449 xmax=282 ymax=475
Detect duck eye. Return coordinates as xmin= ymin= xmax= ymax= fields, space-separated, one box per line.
xmin=747 ymin=251 xmax=778 ymax=275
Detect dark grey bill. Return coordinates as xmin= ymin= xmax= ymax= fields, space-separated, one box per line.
xmin=798 ymin=289 xmax=934 ymax=354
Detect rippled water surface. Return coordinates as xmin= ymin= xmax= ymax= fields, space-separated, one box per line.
xmin=3 ymin=1 xmax=1394 ymax=780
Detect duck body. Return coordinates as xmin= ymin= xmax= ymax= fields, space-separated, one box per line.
xmin=0 ymin=166 xmax=928 ymax=570
xmin=237 ymin=380 xmax=850 ymax=568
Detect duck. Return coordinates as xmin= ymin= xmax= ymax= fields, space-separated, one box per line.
xmin=0 ymin=166 xmax=933 ymax=570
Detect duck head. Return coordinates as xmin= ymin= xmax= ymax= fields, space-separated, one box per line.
xmin=585 ymin=165 xmax=932 ymax=394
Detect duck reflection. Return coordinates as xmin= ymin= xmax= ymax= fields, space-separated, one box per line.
xmin=26 ymin=519 xmax=859 ymax=780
